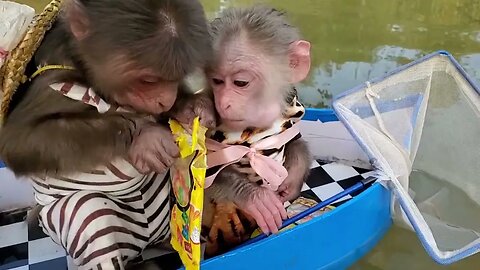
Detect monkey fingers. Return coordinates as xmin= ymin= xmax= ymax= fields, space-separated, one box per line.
xmin=277 ymin=183 xmax=291 ymax=202
xmin=130 ymin=126 xmax=180 ymax=174
xmin=145 ymin=152 xmax=168 ymax=174
xmin=128 ymin=149 xmax=152 ymax=174
xmin=246 ymin=205 xmax=271 ymax=235
xmin=245 ymin=189 xmax=287 ymax=235
xmin=133 ymin=158 xmax=151 ymax=174
xmin=276 ymin=183 xmax=288 ymax=195
xmin=155 ymin=130 xmax=179 ymax=158
xmin=278 ymin=181 xmax=303 ymax=203
xmin=256 ymin=200 xmax=281 ymax=234
xmin=152 ymin=143 xmax=173 ymax=169
xmin=263 ymin=190 xmax=287 ymax=227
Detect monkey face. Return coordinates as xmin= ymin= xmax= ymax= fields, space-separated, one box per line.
xmin=113 ymin=70 xmax=179 ymax=115
xmin=83 ymin=56 xmax=180 ymax=115
xmin=208 ymin=41 xmax=283 ymax=131
xmin=207 ymin=5 xmax=313 ymax=130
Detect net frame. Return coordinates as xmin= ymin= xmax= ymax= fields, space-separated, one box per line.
xmin=332 ymin=50 xmax=480 ymax=265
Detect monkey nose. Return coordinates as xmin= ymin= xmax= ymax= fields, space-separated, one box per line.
xmin=156 ymin=102 xmax=170 ymax=113
xmin=157 ymin=87 xmax=178 ymax=112
xmin=158 ymin=98 xmax=176 ymax=112
xmin=220 ymin=104 xmax=231 ymax=113
xmin=158 ymin=98 xmax=175 ymax=112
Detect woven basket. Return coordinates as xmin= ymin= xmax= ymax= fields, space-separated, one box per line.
xmin=0 ymin=0 xmax=64 ymax=125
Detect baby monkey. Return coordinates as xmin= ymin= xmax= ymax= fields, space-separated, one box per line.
xmin=200 ymin=5 xmax=313 ymax=255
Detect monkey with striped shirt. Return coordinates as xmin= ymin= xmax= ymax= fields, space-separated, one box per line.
xmin=0 ymin=0 xmax=215 ymax=269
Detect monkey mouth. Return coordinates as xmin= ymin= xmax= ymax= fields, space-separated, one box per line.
xmin=222 ymin=119 xmax=247 ymax=130
xmin=218 ymin=113 xmax=244 ymax=122
xmin=224 ymin=119 xmax=244 ymax=123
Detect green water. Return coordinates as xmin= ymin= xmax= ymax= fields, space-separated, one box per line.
xmin=14 ymin=0 xmax=480 ymax=269
xmin=202 ymin=0 xmax=480 ymax=110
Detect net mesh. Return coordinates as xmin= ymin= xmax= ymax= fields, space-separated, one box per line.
xmin=333 ymin=53 xmax=480 ymax=264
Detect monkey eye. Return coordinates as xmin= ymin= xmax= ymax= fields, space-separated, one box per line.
xmin=140 ymin=76 xmax=160 ymax=84
xmin=212 ymin=78 xmax=224 ymax=85
xmin=233 ymin=80 xmax=249 ymax=88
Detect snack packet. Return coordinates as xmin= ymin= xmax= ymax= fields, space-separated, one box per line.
xmin=169 ymin=117 xmax=208 ymax=270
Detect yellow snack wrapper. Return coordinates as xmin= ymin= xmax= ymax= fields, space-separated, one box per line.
xmin=169 ymin=117 xmax=208 ymax=270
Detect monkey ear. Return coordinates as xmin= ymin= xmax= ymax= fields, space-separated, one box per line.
xmin=288 ymin=40 xmax=311 ymax=83
xmin=65 ymin=0 xmax=90 ymax=41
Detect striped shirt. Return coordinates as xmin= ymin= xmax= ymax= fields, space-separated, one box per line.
xmin=29 ymin=82 xmax=171 ymax=269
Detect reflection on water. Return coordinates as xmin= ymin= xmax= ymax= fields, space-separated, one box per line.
xmin=300 ymin=45 xmax=424 ymax=107
xmin=11 ymin=0 xmax=480 ymax=269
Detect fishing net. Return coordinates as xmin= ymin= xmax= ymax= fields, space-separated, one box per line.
xmin=333 ymin=52 xmax=480 ymax=264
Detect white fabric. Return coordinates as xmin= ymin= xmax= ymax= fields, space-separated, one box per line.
xmin=49 ymin=82 xmax=114 ymax=113
xmin=0 ymin=1 xmax=35 ymax=67
xmin=333 ymin=54 xmax=480 ymax=264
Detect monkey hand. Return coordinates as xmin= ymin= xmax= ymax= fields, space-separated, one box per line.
xmin=276 ymin=175 xmax=304 ymax=203
xmin=234 ymin=186 xmax=287 ymax=235
xmin=128 ymin=123 xmax=179 ymax=174
xmin=173 ymin=93 xmax=216 ymax=129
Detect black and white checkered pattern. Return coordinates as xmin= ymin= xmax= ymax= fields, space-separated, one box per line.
xmin=290 ymin=160 xmax=375 ymax=207
xmin=0 ymin=160 xmax=373 ymax=270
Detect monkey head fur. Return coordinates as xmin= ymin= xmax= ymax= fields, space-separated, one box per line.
xmin=62 ymin=0 xmax=212 ymax=115
xmin=207 ymin=5 xmax=311 ymax=131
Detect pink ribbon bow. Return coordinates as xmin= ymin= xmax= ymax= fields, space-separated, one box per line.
xmin=205 ymin=122 xmax=301 ymax=191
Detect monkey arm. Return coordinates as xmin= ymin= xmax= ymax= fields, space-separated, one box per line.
xmin=277 ymin=138 xmax=312 ymax=202
xmin=0 ymin=87 xmax=139 ymax=177
xmin=205 ymin=166 xmax=287 ymax=234
xmin=205 ymin=166 xmax=260 ymax=203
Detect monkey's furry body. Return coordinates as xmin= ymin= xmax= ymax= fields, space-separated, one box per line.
xmin=202 ymin=93 xmax=307 ymax=256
